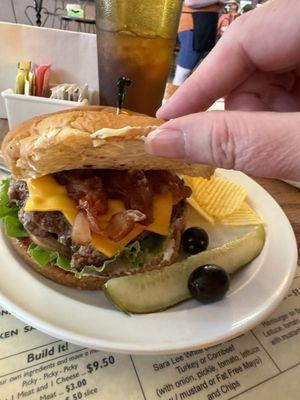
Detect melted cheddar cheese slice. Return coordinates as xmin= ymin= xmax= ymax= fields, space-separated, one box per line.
xmin=24 ymin=175 xmax=173 ymax=257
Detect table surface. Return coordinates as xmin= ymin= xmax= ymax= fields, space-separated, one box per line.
xmin=0 ymin=118 xmax=299 ymax=262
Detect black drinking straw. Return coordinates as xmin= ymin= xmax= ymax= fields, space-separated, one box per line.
xmin=117 ymin=77 xmax=132 ymax=114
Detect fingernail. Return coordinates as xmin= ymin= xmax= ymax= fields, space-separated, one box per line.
xmin=145 ymin=129 xmax=186 ymax=159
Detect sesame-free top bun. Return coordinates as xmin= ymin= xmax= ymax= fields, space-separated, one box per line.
xmin=2 ymin=106 xmax=214 ymax=180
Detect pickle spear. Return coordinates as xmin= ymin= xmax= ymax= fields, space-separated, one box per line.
xmin=104 ymin=225 xmax=265 ymax=314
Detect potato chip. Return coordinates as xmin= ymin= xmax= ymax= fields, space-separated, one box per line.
xmin=186 ymin=197 xmax=215 ymax=224
xmin=218 ymin=202 xmax=264 ymax=226
xmin=184 ymin=176 xmax=247 ymax=217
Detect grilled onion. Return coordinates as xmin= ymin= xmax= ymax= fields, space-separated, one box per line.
xmin=71 ymin=211 xmax=92 ymax=245
xmin=29 ymin=234 xmax=72 ymax=258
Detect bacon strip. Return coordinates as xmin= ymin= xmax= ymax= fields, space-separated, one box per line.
xmin=83 ymin=209 xmax=146 ymax=242
xmin=55 ymin=169 xmax=191 ymax=242
xmin=101 ymin=170 xmax=154 ymax=224
xmin=104 ymin=210 xmax=146 ymax=242
xmin=145 ymin=170 xmax=192 ymax=203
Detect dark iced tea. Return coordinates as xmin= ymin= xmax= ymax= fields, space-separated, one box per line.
xmin=96 ymin=0 xmax=183 ymax=116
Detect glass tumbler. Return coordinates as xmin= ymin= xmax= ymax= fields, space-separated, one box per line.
xmin=95 ymin=0 xmax=183 ymax=116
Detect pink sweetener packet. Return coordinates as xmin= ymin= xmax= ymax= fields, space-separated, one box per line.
xmin=35 ymin=64 xmax=51 ymax=97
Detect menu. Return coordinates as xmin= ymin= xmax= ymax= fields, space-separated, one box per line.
xmin=0 ymin=266 xmax=299 ymax=400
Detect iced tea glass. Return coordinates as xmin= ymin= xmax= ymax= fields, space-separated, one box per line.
xmin=95 ymin=0 xmax=183 ymax=116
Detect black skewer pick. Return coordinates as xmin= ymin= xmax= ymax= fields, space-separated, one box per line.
xmin=117 ymin=76 xmax=132 ymax=114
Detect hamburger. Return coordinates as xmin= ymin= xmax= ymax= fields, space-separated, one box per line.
xmin=1 ymin=106 xmax=214 ymax=290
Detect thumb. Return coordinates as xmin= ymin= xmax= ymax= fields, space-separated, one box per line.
xmin=145 ymin=111 xmax=300 ymax=181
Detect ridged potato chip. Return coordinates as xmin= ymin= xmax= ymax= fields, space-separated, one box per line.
xmin=186 ymin=197 xmax=215 ymax=224
xmin=218 ymin=202 xmax=264 ymax=226
xmin=184 ymin=176 xmax=247 ymax=217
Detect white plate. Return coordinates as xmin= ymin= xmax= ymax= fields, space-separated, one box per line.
xmin=0 ymin=170 xmax=297 ymax=354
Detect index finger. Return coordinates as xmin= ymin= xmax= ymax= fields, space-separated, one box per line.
xmin=157 ymin=19 xmax=255 ymax=119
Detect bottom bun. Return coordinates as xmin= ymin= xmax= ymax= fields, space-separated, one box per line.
xmin=9 ymin=238 xmax=106 ymax=290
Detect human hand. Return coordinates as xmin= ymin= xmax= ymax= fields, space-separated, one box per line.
xmin=145 ymin=0 xmax=300 ymax=180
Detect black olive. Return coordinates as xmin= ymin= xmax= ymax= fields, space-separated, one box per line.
xmin=188 ymin=265 xmax=230 ymax=303
xmin=181 ymin=227 xmax=209 ymax=254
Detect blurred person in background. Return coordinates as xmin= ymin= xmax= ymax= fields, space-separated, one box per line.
xmin=217 ymin=1 xmax=239 ymax=37
xmin=173 ymin=0 xmax=225 ymax=86
xmin=242 ymin=4 xmax=254 ymax=13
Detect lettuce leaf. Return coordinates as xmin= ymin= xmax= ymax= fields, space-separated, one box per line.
xmin=119 ymin=234 xmax=166 ymax=268
xmin=27 ymin=243 xmax=120 ymax=278
xmin=3 ymin=215 xmax=28 ymax=238
xmin=75 ymin=235 xmax=166 ymax=278
xmin=0 ymin=203 xmax=19 ymax=218
xmin=0 ymin=178 xmax=19 ymax=218
xmin=27 ymin=234 xmax=167 ymax=279
xmin=0 ymin=177 xmax=28 ymax=238
xmin=75 ymin=242 xmax=144 ymax=278
xmin=121 ymin=240 xmax=145 ymax=267
xmin=28 ymin=244 xmax=72 ymax=269
xmin=140 ymin=233 xmax=166 ymax=254
xmin=74 ymin=252 xmax=123 ymax=278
